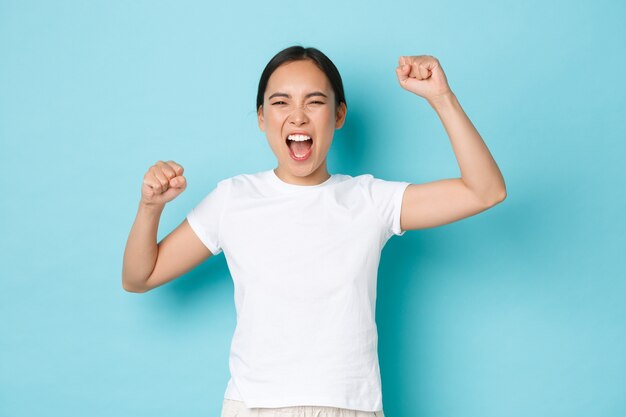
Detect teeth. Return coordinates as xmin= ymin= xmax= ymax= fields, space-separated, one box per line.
xmin=287 ymin=134 xmax=312 ymax=142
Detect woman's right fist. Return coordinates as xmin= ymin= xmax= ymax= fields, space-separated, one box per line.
xmin=141 ymin=160 xmax=187 ymax=207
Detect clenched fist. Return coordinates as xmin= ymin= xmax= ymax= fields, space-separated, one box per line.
xmin=395 ymin=55 xmax=452 ymax=102
xmin=141 ymin=160 xmax=187 ymax=207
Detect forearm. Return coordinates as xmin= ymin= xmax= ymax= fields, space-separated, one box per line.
xmin=428 ymin=91 xmax=506 ymax=204
xmin=122 ymin=202 xmax=164 ymax=291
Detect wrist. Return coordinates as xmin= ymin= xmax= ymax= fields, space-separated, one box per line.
xmin=427 ymin=90 xmax=457 ymax=110
xmin=138 ymin=200 xmax=165 ymax=215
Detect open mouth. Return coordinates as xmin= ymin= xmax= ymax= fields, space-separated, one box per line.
xmin=285 ymin=134 xmax=314 ymax=160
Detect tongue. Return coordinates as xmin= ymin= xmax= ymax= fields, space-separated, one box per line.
xmin=289 ymin=139 xmax=312 ymax=157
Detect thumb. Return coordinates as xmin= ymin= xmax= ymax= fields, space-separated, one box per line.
xmin=169 ymin=175 xmax=186 ymax=189
xmin=160 ymin=176 xmax=187 ymax=202
xmin=396 ymin=64 xmax=410 ymax=83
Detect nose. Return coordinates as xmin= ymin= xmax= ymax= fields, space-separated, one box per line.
xmin=289 ymin=105 xmax=308 ymax=126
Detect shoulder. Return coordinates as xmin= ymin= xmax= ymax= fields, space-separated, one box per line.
xmin=331 ymin=173 xmax=397 ymax=202
xmin=215 ymin=170 xmax=277 ymax=199
xmin=347 ymin=173 xmax=411 ymax=202
xmin=337 ymin=172 xmax=395 ymax=189
xmin=335 ymin=172 xmax=389 ymax=183
xmin=208 ymin=170 xmax=265 ymax=189
xmin=329 ymin=173 xmax=394 ymax=195
xmin=331 ymin=172 xmax=374 ymax=185
xmin=226 ymin=170 xmax=271 ymax=188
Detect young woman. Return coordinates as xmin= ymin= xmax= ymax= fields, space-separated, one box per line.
xmin=122 ymin=46 xmax=506 ymax=417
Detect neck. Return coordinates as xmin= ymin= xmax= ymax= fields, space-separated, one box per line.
xmin=274 ymin=162 xmax=330 ymax=186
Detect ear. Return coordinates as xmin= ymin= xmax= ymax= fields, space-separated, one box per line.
xmin=334 ymin=102 xmax=347 ymax=129
xmin=257 ymin=105 xmax=265 ymax=131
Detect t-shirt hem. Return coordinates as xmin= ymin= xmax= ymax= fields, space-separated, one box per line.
xmin=237 ymin=395 xmax=383 ymax=413
xmin=393 ymin=182 xmax=411 ymax=236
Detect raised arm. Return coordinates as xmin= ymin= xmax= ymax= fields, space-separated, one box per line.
xmin=394 ymin=55 xmax=506 ymax=231
xmin=122 ymin=161 xmax=213 ymax=293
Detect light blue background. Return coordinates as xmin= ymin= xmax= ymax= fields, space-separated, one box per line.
xmin=1 ymin=1 xmax=624 ymax=416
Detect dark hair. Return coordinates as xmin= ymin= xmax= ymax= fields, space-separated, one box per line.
xmin=256 ymin=45 xmax=347 ymax=111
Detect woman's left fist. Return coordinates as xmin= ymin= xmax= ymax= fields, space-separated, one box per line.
xmin=395 ymin=55 xmax=452 ymax=102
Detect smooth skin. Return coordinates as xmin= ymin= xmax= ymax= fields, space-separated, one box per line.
xmin=122 ymin=55 xmax=506 ymax=293
xmin=394 ymin=55 xmax=506 ymax=230
xmin=257 ymin=59 xmax=346 ymax=186
xmin=122 ymin=160 xmax=211 ymax=293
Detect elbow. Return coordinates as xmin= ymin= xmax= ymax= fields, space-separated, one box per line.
xmin=123 ymin=286 xmax=145 ymax=294
xmin=122 ymin=276 xmax=149 ymax=293
xmin=476 ymin=184 xmax=506 ymax=208
xmin=498 ymin=184 xmax=507 ymax=202
xmin=487 ymin=188 xmax=507 ymax=206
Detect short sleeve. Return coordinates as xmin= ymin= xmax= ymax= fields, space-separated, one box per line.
xmin=186 ymin=179 xmax=230 ymax=255
xmin=361 ymin=174 xmax=411 ymax=238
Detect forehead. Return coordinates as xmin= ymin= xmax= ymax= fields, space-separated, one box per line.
xmin=265 ymin=60 xmax=332 ymax=95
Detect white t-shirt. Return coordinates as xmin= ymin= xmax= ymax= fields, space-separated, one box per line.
xmin=186 ymin=168 xmax=410 ymax=412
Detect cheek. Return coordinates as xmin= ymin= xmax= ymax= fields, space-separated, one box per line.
xmin=266 ymin=112 xmax=286 ymax=130
xmin=319 ymin=111 xmax=334 ymax=127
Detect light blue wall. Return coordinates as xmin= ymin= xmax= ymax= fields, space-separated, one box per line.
xmin=1 ymin=1 xmax=624 ymax=416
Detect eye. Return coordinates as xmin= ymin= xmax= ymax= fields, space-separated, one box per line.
xmin=271 ymin=101 xmax=287 ymax=105
xmin=309 ymin=101 xmax=325 ymax=105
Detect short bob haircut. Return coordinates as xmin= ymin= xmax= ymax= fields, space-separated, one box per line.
xmin=256 ymin=45 xmax=347 ymax=112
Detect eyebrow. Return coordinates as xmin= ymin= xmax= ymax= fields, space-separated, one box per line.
xmin=268 ymin=91 xmax=328 ymax=100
